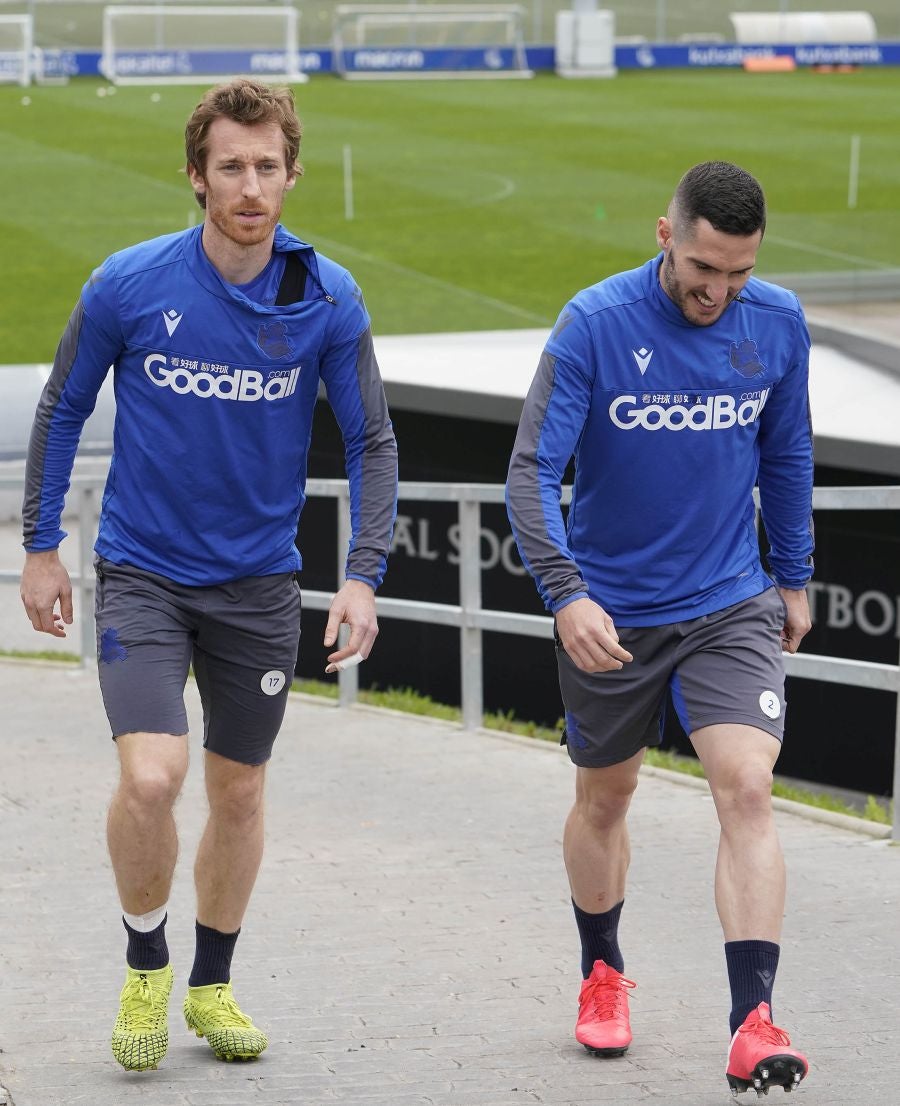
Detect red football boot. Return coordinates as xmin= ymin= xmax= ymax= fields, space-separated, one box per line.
xmin=726 ymin=1002 xmax=809 ymax=1097
xmin=574 ymin=960 xmax=636 ymax=1057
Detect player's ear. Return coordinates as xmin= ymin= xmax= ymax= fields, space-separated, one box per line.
xmin=656 ymin=216 xmax=673 ymax=252
xmin=283 ymin=159 xmax=301 ymax=192
xmin=187 ymin=163 xmax=206 ymax=195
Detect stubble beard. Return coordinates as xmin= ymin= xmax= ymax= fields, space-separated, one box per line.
xmin=206 ymin=195 xmax=283 ymax=249
xmin=662 ymin=251 xmax=728 ymax=327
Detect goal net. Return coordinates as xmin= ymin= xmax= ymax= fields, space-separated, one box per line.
xmin=101 ymin=5 xmax=307 ymax=85
xmin=333 ymin=4 xmax=533 ymax=79
xmin=0 ymin=15 xmax=33 ymax=86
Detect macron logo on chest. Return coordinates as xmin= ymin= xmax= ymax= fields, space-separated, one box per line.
xmin=163 ymin=308 xmax=183 ymax=337
xmin=632 ymin=347 xmax=653 ymax=375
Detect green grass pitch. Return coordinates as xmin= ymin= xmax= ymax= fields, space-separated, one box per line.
xmin=1 ymin=68 xmax=898 ymax=363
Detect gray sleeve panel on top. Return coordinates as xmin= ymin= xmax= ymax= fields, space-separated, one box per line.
xmin=757 ymin=309 xmax=815 ymax=589
xmin=344 ymin=326 xmax=398 ymax=587
xmin=22 ymin=299 xmax=86 ymax=549
xmin=506 ymin=349 xmax=588 ymax=612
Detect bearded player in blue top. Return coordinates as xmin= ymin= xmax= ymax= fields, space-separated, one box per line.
xmin=20 ymin=79 xmax=398 ymax=1072
xmin=507 ymin=162 xmax=813 ymax=1097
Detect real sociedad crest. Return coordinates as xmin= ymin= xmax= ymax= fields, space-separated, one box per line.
xmin=729 ymin=337 xmax=765 ymax=377
xmin=257 ymin=321 xmax=293 ymax=359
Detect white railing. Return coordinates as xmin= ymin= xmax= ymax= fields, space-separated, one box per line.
xmin=2 ymin=473 xmax=899 ymax=838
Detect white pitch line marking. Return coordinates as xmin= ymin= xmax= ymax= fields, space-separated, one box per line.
xmin=767 ymin=234 xmax=891 ymax=271
xmin=311 ymin=233 xmax=551 ymax=326
xmin=467 ymin=171 xmax=516 ymax=206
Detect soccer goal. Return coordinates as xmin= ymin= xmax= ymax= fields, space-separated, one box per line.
xmin=101 ymin=5 xmax=307 ymax=85
xmin=0 ymin=15 xmax=34 ymax=86
xmin=332 ymin=4 xmax=533 ymax=79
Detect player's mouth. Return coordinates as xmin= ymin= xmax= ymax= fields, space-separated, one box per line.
xmin=693 ymin=292 xmax=721 ymax=315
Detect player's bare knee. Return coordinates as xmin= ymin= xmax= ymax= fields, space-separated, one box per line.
xmin=714 ymin=767 xmax=775 ymax=828
xmin=208 ymin=770 xmax=266 ymax=826
xmin=573 ymin=750 xmax=643 ymax=812
xmin=118 ymin=760 xmax=185 ymax=816
xmin=575 ymin=785 xmax=634 ymax=832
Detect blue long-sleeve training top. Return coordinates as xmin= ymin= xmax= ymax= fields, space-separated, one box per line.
xmin=23 ymin=224 xmax=398 ymax=588
xmin=506 ymin=254 xmax=814 ymax=625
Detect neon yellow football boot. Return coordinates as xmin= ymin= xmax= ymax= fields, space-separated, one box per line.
xmin=111 ymin=964 xmax=173 ymax=1071
xmin=183 ymin=982 xmax=268 ymax=1061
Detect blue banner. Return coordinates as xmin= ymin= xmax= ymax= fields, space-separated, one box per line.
xmin=340 ymin=45 xmax=526 ymax=73
xmin=36 ymin=48 xmax=325 ymax=80
xmin=38 ymin=41 xmax=900 ymax=80
xmin=616 ymin=41 xmax=900 ymax=69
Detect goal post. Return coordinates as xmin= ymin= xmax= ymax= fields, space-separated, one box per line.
xmin=101 ymin=5 xmax=307 ymax=85
xmin=0 ymin=15 xmax=34 ymax=86
xmin=332 ymin=4 xmax=533 ymax=80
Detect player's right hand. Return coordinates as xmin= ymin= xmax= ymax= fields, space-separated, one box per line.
xmin=20 ymin=550 xmax=73 ymax=637
xmin=555 ymin=596 xmax=633 ymax=673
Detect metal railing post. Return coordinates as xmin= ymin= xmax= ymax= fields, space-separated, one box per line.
xmin=336 ymin=486 xmax=358 ymax=708
xmin=76 ymin=483 xmax=96 ymax=668
xmin=458 ymin=496 xmax=483 ymax=731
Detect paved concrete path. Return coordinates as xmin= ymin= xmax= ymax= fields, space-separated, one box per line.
xmin=0 ymin=659 xmax=898 ymax=1106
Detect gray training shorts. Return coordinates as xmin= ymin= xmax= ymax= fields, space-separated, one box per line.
xmin=94 ymin=557 xmax=302 ymax=765
xmin=557 ymin=588 xmax=788 ymax=769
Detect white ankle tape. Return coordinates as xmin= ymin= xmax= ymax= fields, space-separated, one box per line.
xmin=123 ymin=903 xmax=168 ymax=933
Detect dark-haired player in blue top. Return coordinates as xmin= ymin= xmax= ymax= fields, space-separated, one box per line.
xmin=507 ymin=162 xmax=812 ymax=1097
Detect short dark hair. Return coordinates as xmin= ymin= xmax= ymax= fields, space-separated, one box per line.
xmin=670 ymin=161 xmax=766 ymax=238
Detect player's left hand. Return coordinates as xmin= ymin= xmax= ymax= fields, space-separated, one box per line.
xmin=324 ymin=579 xmax=378 ymax=668
xmin=778 ymin=586 xmax=812 ymax=654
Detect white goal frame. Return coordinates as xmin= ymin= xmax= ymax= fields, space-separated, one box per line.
xmin=101 ymin=4 xmax=307 ymax=85
xmin=0 ymin=14 xmax=34 ymax=86
xmin=332 ymin=3 xmax=533 ymax=80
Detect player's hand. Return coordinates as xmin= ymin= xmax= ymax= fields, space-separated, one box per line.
xmin=555 ymin=596 xmax=633 ymax=673
xmin=20 ymin=550 xmax=73 ymax=638
xmin=324 ymin=579 xmax=378 ymax=670
xmin=778 ymin=586 xmax=812 ymax=655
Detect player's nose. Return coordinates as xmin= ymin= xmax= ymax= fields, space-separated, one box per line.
xmin=704 ymin=275 xmax=728 ymax=302
xmin=241 ymin=170 xmax=262 ymax=197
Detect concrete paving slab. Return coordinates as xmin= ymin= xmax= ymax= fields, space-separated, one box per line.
xmin=0 ymin=660 xmax=897 ymax=1105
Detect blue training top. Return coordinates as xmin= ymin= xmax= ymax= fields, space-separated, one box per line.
xmin=23 ymin=224 xmax=398 ymax=588
xmin=506 ymin=254 xmax=814 ymax=626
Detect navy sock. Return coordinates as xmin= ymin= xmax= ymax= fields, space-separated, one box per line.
xmin=189 ymin=921 xmax=241 ymax=987
xmin=123 ymin=914 xmax=169 ymax=971
xmin=725 ymin=940 xmax=780 ymax=1036
xmin=573 ymin=898 xmax=625 ymax=977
